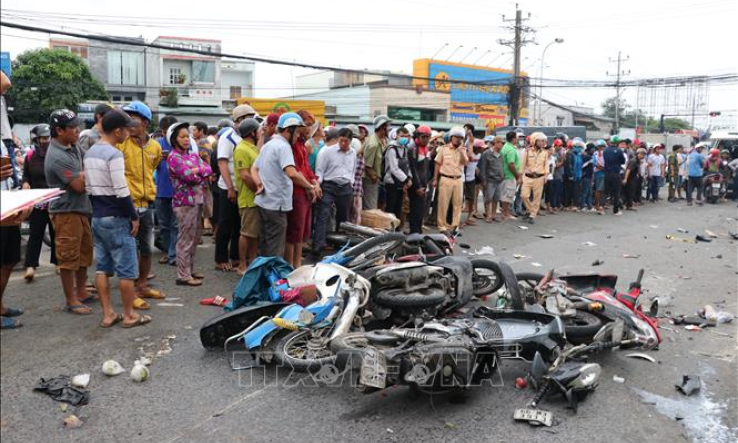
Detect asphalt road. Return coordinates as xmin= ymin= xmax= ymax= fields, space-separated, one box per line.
xmin=1 ymin=201 xmax=737 ymax=443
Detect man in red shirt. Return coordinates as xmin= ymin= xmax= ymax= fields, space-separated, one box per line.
xmin=285 ymin=110 xmax=322 ymax=267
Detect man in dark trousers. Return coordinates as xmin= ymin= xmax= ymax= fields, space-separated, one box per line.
xmin=603 ymin=136 xmax=626 ymax=216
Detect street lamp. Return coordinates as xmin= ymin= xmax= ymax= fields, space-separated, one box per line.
xmin=446 ymin=45 xmax=464 ymax=61
xmin=431 ymin=43 xmax=449 ymax=60
xmin=535 ymin=38 xmax=564 ymax=125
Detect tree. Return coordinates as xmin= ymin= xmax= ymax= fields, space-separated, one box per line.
xmin=6 ymin=49 xmax=108 ymax=123
xmin=601 ymin=97 xmax=691 ymax=133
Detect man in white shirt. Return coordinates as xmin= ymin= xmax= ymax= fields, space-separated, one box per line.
xmin=215 ymin=104 xmax=255 ymax=271
xmin=646 ymin=144 xmax=666 ymax=202
xmin=312 ymin=127 xmax=356 ymax=257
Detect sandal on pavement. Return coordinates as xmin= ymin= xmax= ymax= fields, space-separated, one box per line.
xmin=200 ymin=296 xmax=228 ymax=307
xmin=158 ymin=256 xmax=169 ymax=264
xmin=147 ymin=273 xmax=156 ymax=280
xmin=139 ymin=288 xmax=166 ymax=299
xmin=192 ymin=272 xmax=205 ymax=280
xmin=85 ymin=283 xmax=98 ymax=293
xmin=214 ymin=263 xmax=234 ymax=272
xmin=1 ymin=317 xmax=22 ymax=329
xmin=1 ymin=307 xmax=24 ymax=317
xmin=132 ymin=298 xmax=150 ymax=310
xmin=123 ymin=314 xmax=152 ymax=329
xmin=176 ymin=278 xmax=202 ymax=287
xmin=80 ymin=294 xmax=99 ymax=304
xmin=64 ymin=304 xmax=92 ymax=315
xmin=100 ymin=313 xmax=124 ymax=328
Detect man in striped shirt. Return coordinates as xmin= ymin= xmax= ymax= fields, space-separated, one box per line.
xmin=84 ymin=110 xmax=151 ymax=329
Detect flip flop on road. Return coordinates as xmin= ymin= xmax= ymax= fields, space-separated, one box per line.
xmin=85 ymin=283 xmax=98 ymax=294
xmin=1 ymin=307 xmax=24 ymax=317
xmin=100 ymin=313 xmax=124 ymax=328
xmin=192 ymin=272 xmax=205 ymax=280
xmin=139 ymin=288 xmax=166 ymax=299
xmin=214 ymin=263 xmax=235 ymax=272
xmin=122 ymin=314 xmax=152 ymax=329
xmin=158 ymin=256 xmax=170 ymax=264
xmin=1 ymin=317 xmax=22 ymax=329
xmin=132 ymin=298 xmax=150 ymax=310
xmin=64 ymin=304 xmax=92 ymax=316
xmin=200 ymin=296 xmax=228 ymax=307
xmin=80 ymin=294 xmax=99 ymax=304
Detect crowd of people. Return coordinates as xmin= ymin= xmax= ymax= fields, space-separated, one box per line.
xmin=2 ymin=66 xmax=737 ymax=330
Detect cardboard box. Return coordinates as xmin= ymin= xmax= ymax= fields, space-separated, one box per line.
xmin=360 ymin=209 xmax=400 ymax=231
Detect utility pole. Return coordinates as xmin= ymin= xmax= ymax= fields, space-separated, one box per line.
xmin=498 ymin=4 xmax=536 ymax=127
xmin=606 ymin=51 xmax=630 ymax=134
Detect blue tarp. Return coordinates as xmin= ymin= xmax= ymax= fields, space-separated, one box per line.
xmin=224 ymin=256 xmax=294 ymax=312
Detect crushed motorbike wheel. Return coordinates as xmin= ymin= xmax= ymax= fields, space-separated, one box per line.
xmin=515 ymin=272 xmax=546 ymax=305
xmin=343 ymin=233 xmax=406 ymax=269
xmin=563 ymin=310 xmax=604 ymax=344
xmin=330 ymin=332 xmax=379 ymax=370
xmin=373 ymin=286 xmax=447 ymax=309
xmin=273 ymin=327 xmax=337 ymax=372
xmin=471 ymin=259 xmax=504 ymax=297
xmin=496 ymin=262 xmax=525 ymax=310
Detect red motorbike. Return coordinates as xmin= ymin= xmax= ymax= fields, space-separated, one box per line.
xmin=516 ymin=269 xmax=661 ymax=349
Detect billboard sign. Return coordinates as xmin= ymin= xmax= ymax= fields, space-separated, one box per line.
xmin=413 ymin=59 xmax=528 ymax=127
xmin=0 ymin=52 xmax=10 ymax=77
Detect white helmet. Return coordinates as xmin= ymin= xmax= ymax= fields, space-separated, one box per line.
xmin=404 ymin=123 xmax=416 ymax=135
xmin=448 ymin=126 xmax=465 ymax=139
xmin=388 ymin=127 xmax=398 ymax=141
xmin=167 ymin=122 xmax=190 ymax=149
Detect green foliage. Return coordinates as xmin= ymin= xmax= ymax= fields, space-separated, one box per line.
xmin=159 ymin=88 xmax=179 ymax=108
xmin=601 ymin=97 xmax=691 ymax=133
xmin=6 ymin=49 xmax=108 ymax=123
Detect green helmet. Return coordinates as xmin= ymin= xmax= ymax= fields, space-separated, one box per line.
xmin=610 ymin=135 xmax=621 ymax=144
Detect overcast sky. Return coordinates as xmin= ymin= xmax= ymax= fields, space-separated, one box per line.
xmin=1 ymin=0 xmax=737 ymax=127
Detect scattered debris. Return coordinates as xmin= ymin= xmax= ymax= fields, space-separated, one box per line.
xmin=666 ymin=235 xmax=694 ymax=243
xmin=513 ymin=254 xmax=530 ymax=259
xmin=515 ymin=377 xmax=527 ymax=389
xmin=102 ymin=360 xmax=125 ymax=376
xmin=458 ymin=243 xmax=471 ymax=250
xmin=444 ymin=422 xmax=457 ymax=430
xmin=649 ymin=225 xmax=659 ymax=229
xmin=622 ymin=254 xmax=640 ymax=259
xmin=675 ymin=375 xmax=701 ymax=396
xmin=676 ymin=275 xmax=692 ymax=280
xmin=685 ymin=325 xmax=702 ymax=331
xmin=674 ymin=315 xmax=715 ymax=328
xmin=531 ymin=262 xmax=543 ymax=267
xmin=157 ymin=302 xmax=184 ymax=307
xmin=130 ymin=361 xmax=150 ymax=382
xmin=71 ymin=374 xmax=90 ymax=389
xmin=700 ymin=305 xmax=734 ymax=324
xmin=704 ymin=229 xmax=718 ymax=238
xmin=63 ymin=414 xmax=83 ymax=429
xmin=538 ymin=234 xmax=554 ymax=239
xmin=34 ymin=376 xmax=90 ymax=406
xmin=591 ymin=259 xmax=604 ymax=266
xmin=729 ymin=231 xmax=738 ymax=240
xmin=613 ymin=375 xmax=626 ymax=383
xmin=517 ymin=226 xmax=530 ymax=230
xmin=386 ymin=428 xmax=394 ymax=434
xmin=514 ymin=408 xmax=553 ymax=427
xmin=582 ymin=241 xmax=597 ymax=247
xmin=474 ymin=246 xmax=496 ymax=256
xmin=677 ymin=228 xmax=689 ymax=233
xmin=626 ymin=353 xmax=656 ymax=363
xmin=695 ymin=235 xmax=712 ymax=243
xmin=138 ymin=356 xmax=153 ymax=366
xmin=712 ymin=254 xmax=723 ymax=259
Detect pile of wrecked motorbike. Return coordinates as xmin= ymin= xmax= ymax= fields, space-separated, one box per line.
xmin=200 ymin=225 xmax=661 ymax=428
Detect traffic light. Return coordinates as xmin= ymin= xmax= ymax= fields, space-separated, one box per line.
xmin=709 ymin=111 xmax=721 ymax=117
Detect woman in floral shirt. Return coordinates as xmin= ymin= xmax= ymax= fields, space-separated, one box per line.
xmin=167 ymin=122 xmax=212 ymax=286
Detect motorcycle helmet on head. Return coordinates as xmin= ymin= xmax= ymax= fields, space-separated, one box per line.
xmin=277 ymin=112 xmax=305 ymax=129
xmin=554 ymin=132 xmax=568 ymax=144
xmin=238 ymin=118 xmax=260 ymax=139
xmin=416 ymin=125 xmax=432 ymax=137
xmin=448 ymin=126 xmax=465 ymax=139
xmin=595 ymin=139 xmax=606 ymax=147
xmin=122 ymin=101 xmax=152 ymax=122
xmin=373 ymin=115 xmax=391 ymax=130
xmin=167 ymin=122 xmax=190 ymax=150
xmin=553 ymin=139 xmax=563 ymax=147
xmin=709 ymin=148 xmax=719 ymax=157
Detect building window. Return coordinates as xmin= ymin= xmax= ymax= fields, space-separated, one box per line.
xmin=230 ymin=86 xmax=242 ymax=100
xmin=192 ymin=61 xmax=215 ymax=83
xmin=169 ymin=67 xmax=183 ymax=85
xmin=107 ymin=50 xmax=144 ymax=86
xmin=556 ymin=116 xmax=564 ymax=126
xmin=52 ymin=45 xmax=88 ymax=60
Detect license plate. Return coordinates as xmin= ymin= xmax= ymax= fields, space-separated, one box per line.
xmin=359 ymin=346 xmax=387 ymax=389
xmin=712 ymin=183 xmax=721 ymax=189
xmin=514 ymin=408 xmax=554 ymax=427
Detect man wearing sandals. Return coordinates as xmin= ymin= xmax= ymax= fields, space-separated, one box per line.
xmin=118 ymin=101 xmax=165 ymax=307
xmin=84 ymin=110 xmax=151 ymax=328
xmin=45 ymin=110 xmax=95 ymax=315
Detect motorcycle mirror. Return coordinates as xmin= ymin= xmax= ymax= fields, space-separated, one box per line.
xmin=326 ymin=275 xmax=340 ymax=287
xmin=459 ymin=243 xmax=471 ymax=250
xmin=530 ymin=351 xmax=548 ymax=383
xmin=648 ymin=299 xmax=659 ymax=318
